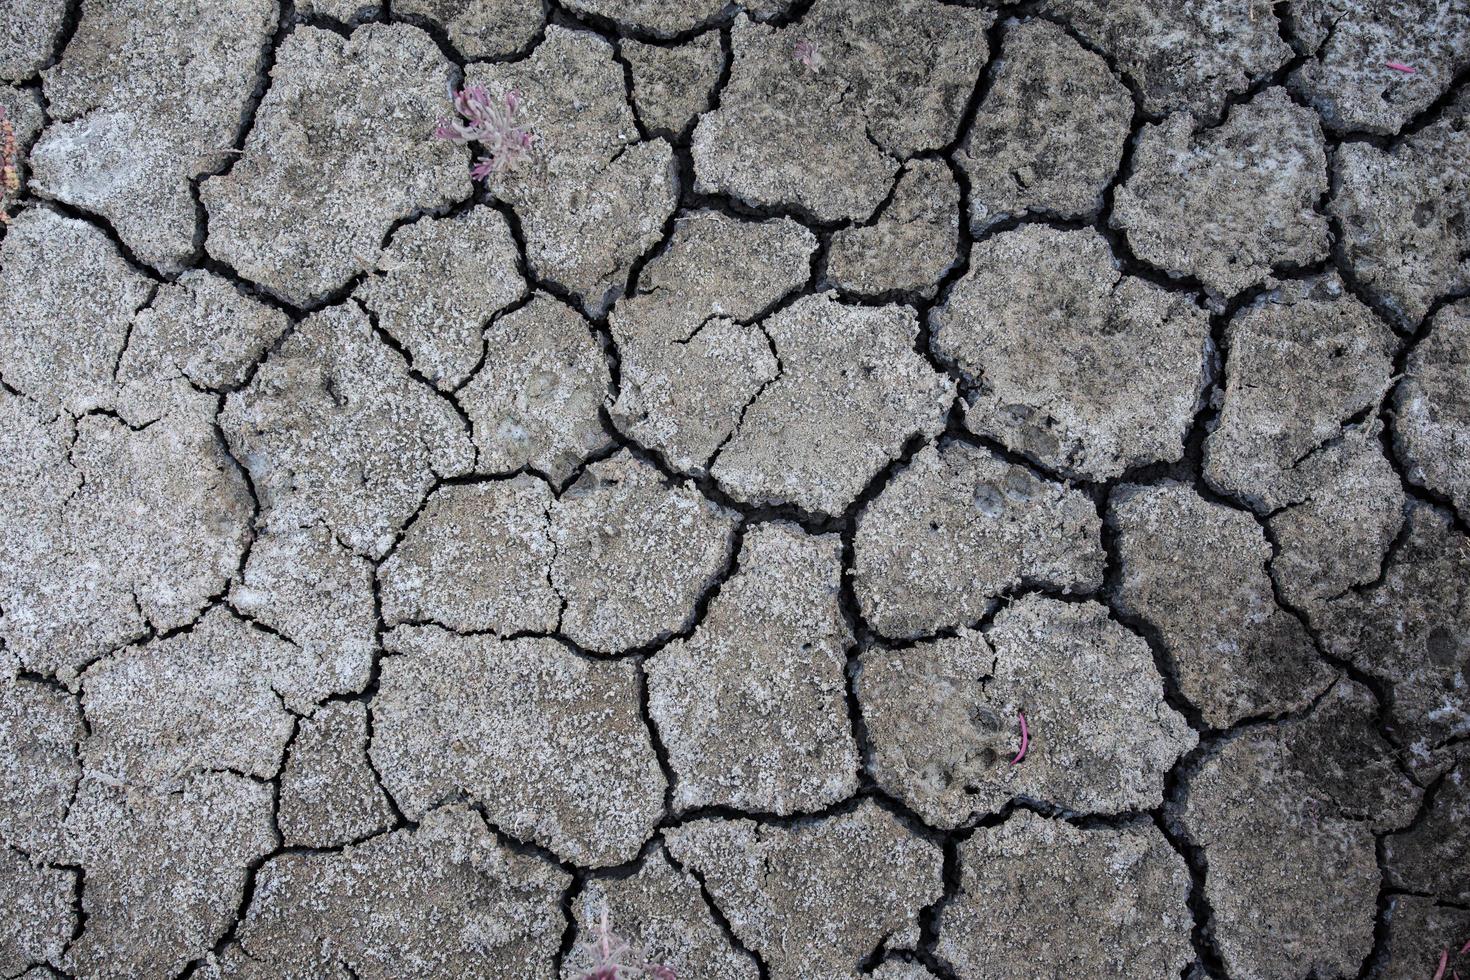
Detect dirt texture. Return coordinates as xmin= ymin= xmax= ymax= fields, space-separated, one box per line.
xmin=1 ymin=0 xmax=1467 ymax=977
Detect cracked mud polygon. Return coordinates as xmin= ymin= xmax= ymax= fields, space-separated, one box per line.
xmin=2 ymin=0 xmax=1468 ymax=978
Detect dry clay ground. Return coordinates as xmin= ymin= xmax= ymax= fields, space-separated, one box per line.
xmin=1 ymin=0 xmax=1469 ymax=977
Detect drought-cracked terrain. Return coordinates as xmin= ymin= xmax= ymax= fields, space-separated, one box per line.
xmin=1 ymin=0 xmax=1469 ymax=977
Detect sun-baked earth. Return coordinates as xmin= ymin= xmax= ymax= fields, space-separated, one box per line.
xmin=2 ymin=0 xmax=1467 ymax=977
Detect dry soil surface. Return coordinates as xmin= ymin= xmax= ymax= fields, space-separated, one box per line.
xmin=1 ymin=0 xmax=1469 ymax=978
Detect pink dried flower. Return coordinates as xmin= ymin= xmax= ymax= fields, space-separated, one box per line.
xmin=1385 ymin=61 xmax=1417 ymax=73
xmin=1010 ymin=709 xmax=1029 ymax=765
xmin=794 ymin=39 xmax=822 ymax=73
xmin=435 ymin=84 xmax=536 ymax=181
xmin=577 ymin=906 xmax=676 ymax=980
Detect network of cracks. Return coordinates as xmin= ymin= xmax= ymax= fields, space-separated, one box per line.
xmin=1 ymin=0 xmax=1468 ymax=977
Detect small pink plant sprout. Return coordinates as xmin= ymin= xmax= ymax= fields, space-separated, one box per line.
xmin=0 ymin=106 xmax=19 ymax=225
xmin=434 ymin=83 xmax=536 ymax=181
xmin=794 ymin=38 xmax=823 ymax=73
xmin=577 ymin=905 xmax=676 ymax=980
xmin=1010 ymin=709 xmax=1029 ymax=765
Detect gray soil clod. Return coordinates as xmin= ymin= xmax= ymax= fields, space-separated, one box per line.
xmin=31 ymin=0 xmax=277 ymax=273
xmin=1108 ymin=481 xmax=1336 ymax=728
xmin=372 ymin=625 xmax=666 ymax=867
xmin=563 ymin=0 xmax=735 ymax=38
xmin=277 ymin=700 xmax=397 ymax=849
xmin=460 ymin=292 xmax=614 ymax=483
xmin=561 ymin=845 xmax=761 ymax=980
xmin=1112 ymin=87 xmax=1331 ymax=299
xmin=855 ymin=440 xmax=1105 ymax=640
xmin=378 ymin=475 xmax=561 ymax=635
xmin=210 ymin=805 xmax=569 ymax=977
xmin=1288 ymin=0 xmax=1470 ymax=136
xmin=0 ymin=844 xmax=74 ymax=978
xmin=692 ymin=0 xmax=991 ymax=223
xmin=393 ymin=0 xmax=547 ymax=61
xmin=869 ymin=963 xmax=941 ymax=980
xmin=220 ymin=302 xmax=475 ymax=560
xmin=1 ymin=391 xmax=253 ymax=682
xmin=1265 ymin=418 xmax=1407 ymax=613
xmin=1043 ymin=0 xmax=1293 ymax=119
xmin=1203 ymin=273 xmax=1399 ymax=512
xmin=622 ymin=33 xmax=726 ymax=137
xmin=664 ymin=799 xmax=944 ymax=979
xmin=936 ymin=810 xmax=1195 ymax=978
xmin=0 ymin=0 xmax=69 ymax=83
xmin=113 ymin=271 xmax=291 ymax=427
xmin=1330 ymin=89 xmax=1470 ymax=326
xmin=357 ymin=205 xmax=528 ymax=394
xmin=933 ymin=223 xmax=1212 ymax=481
xmin=63 ymin=773 xmax=276 ymax=980
xmin=1312 ymin=501 xmax=1470 ymax=781
xmin=550 ymin=449 xmax=738 ymax=652
xmin=710 ymin=291 xmax=954 ymax=515
xmin=1394 ymin=298 xmax=1470 ymax=519
xmin=0 ymin=678 xmax=83 ymax=865
xmin=1177 ymin=679 xmax=1420 ymax=980
xmin=1376 ymin=895 xmax=1470 ymax=980
xmin=294 ymin=0 xmax=382 ymax=21
xmin=859 ymin=595 xmax=1196 ymax=828
xmin=467 ymin=27 xmax=678 ymax=316
xmin=647 ymin=522 xmax=857 ymax=815
xmin=79 ymin=608 xmax=302 ymax=787
xmin=610 ymin=209 xmax=814 ymax=474
xmin=958 ymin=18 xmax=1133 ymax=232
xmin=1385 ymin=744 xmax=1470 ymax=904
xmin=0 ymin=208 xmax=156 ymax=418
xmin=826 ymin=158 xmax=961 ymax=299
xmin=201 ymin=24 xmax=472 ymax=307
xmin=229 ymin=524 xmax=379 ymax=696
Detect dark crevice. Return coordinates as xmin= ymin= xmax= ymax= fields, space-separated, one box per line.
xmin=545 ymin=0 xmax=736 ymax=48
xmin=25 ymin=198 xmax=167 ymax=284
xmin=40 ymin=0 xmax=87 ymax=79
xmin=609 ymin=37 xmax=652 ymax=141
xmin=182 ymin=0 xmax=298 ymax=273
xmin=383 ymin=7 xmax=474 ymax=69
xmin=662 ymin=844 xmax=772 ymax=979
xmin=552 ymin=873 xmax=584 ymax=976
xmin=1193 ymin=13 xmax=1310 ymax=136
xmin=1323 ymin=145 xmax=1419 ymax=334
xmin=913 ymin=831 xmax=964 ymax=980
xmin=449 ymin=288 xmax=537 ymax=397
xmin=1155 ymin=736 xmax=1233 ymax=979
xmin=1356 ymin=765 xmax=1456 ymax=978
xmin=353 ymin=296 xmax=480 ymax=468
xmin=634 ymin=656 xmax=679 ymax=824
xmin=1381 ymin=289 xmax=1470 ymax=534
xmin=1380 ymin=64 xmax=1470 ymax=146
xmin=190 ymin=770 xmax=284 ymax=975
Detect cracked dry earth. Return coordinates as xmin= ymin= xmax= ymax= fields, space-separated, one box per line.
xmin=2 ymin=1 xmax=1470 ymax=979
